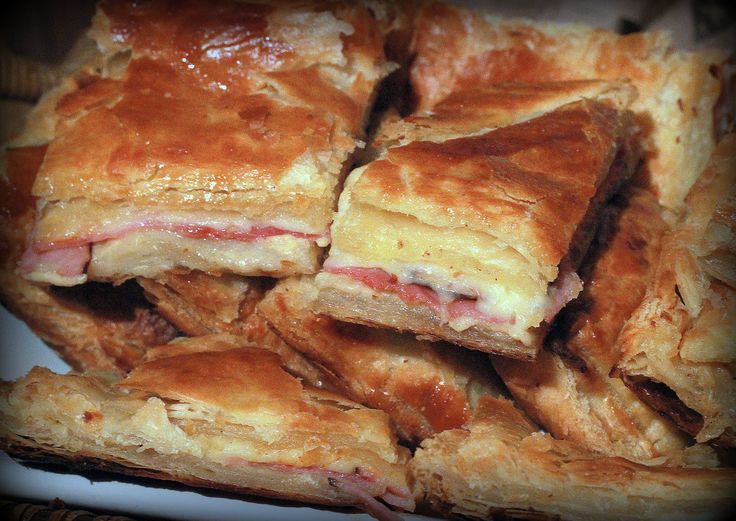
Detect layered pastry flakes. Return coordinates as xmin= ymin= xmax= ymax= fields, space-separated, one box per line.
xmin=0 ymin=337 xmax=413 ymax=518
xmin=21 ymin=0 xmax=396 ymax=286
xmin=494 ymin=188 xmax=689 ymax=462
xmin=409 ymin=397 xmax=736 ymax=521
xmin=616 ymin=135 xmax=736 ymax=447
xmin=316 ymin=95 xmax=638 ymax=359
xmin=409 ymin=2 xmax=727 ymax=209
xmin=137 ymin=271 xmax=337 ymax=391
xmin=258 ymin=276 xmax=505 ymax=444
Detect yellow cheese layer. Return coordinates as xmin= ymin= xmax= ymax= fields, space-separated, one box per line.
xmin=329 ymin=202 xmax=552 ymax=329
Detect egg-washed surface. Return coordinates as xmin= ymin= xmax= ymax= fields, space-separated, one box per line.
xmin=22 ymin=0 xmax=396 ymax=285
xmin=409 ymin=1 xmax=727 ymax=210
xmin=317 ymin=98 xmax=637 ymax=357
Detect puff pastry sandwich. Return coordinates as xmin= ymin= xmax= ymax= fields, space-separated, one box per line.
xmin=409 ymin=396 xmax=736 ymax=521
xmin=316 ymin=96 xmax=638 ymax=359
xmin=409 ymin=2 xmax=728 ymax=209
xmin=0 ymin=337 xmax=414 ymax=520
xmin=20 ymin=0 xmax=396 ymax=286
xmin=1 ymin=91 xmax=176 ymax=375
xmin=493 ymin=187 xmax=690 ymax=462
xmin=257 ymin=276 xmax=505 ymax=444
xmin=615 ymin=135 xmax=736 ymax=447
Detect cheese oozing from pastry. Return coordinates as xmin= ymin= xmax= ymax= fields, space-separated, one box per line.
xmin=317 ymin=99 xmax=633 ymax=344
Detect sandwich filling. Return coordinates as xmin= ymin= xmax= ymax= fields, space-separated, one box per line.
xmin=20 ymin=0 xmax=392 ymax=285
xmin=317 ymin=99 xmax=634 ymax=344
xmin=21 ymin=210 xmax=329 ymax=285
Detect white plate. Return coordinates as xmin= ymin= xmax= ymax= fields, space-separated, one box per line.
xmin=0 ymin=306 xmax=428 ymax=520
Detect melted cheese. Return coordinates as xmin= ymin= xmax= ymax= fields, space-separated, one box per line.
xmin=89 ymin=230 xmax=321 ymax=280
xmin=329 ymin=202 xmax=551 ymax=329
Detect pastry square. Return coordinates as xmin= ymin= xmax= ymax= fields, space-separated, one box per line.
xmin=257 ymin=275 xmax=505 ymax=444
xmin=0 ymin=336 xmax=413 ymax=516
xmin=616 ymin=135 xmax=736 ymax=447
xmin=493 ymin=188 xmax=688 ymax=461
xmin=409 ymin=396 xmax=736 ymax=521
xmin=316 ymin=96 xmax=638 ymax=359
xmin=409 ymin=2 xmax=727 ymax=209
xmin=21 ymin=0 xmax=396 ymax=286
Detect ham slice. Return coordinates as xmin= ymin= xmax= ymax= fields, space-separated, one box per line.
xmin=35 ymin=221 xmax=325 ymax=252
xmin=21 ymin=219 xmax=327 ymax=281
xmin=19 ymin=241 xmax=90 ymax=280
xmin=327 ymin=265 xmax=582 ymax=328
xmin=224 ymin=457 xmax=414 ymax=520
xmin=544 ymin=269 xmax=584 ymax=323
xmin=326 ymin=265 xmax=516 ymax=326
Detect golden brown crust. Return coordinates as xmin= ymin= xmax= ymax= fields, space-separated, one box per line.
xmin=616 ymin=135 xmax=736 ymax=446
xmin=26 ymin=0 xmax=397 ymax=284
xmin=37 ymin=0 xmax=387 ymax=207
xmin=137 ymin=272 xmax=332 ymax=390
xmin=409 ymin=396 xmax=736 ymax=521
xmin=409 ymin=2 xmax=726 ymax=209
xmin=377 ymin=80 xmax=636 ymax=149
xmin=351 ymin=99 xmax=632 ymax=270
xmin=493 ymin=188 xmax=689 ymax=461
xmin=0 ymin=341 xmax=413 ymax=513
xmin=258 ymin=276 xmax=505 ymax=444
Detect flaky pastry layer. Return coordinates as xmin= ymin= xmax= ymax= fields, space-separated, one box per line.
xmin=493 ymin=188 xmax=689 ymax=461
xmin=0 ymin=341 xmax=413 ymax=515
xmin=616 ymin=135 xmax=736 ymax=446
xmin=409 ymin=3 xmax=727 ymax=208
xmin=409 ymin=397 xmax=736 ymax=521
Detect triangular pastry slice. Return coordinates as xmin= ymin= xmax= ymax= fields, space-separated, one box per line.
xmin=316 ymin=96 xmax=638 ymax=359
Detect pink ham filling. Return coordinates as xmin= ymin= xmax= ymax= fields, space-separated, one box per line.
xmin=21 ymin=221 xmax=326 ymax=279
xmin=224 ymin=457 xmax=414 ymax=518
xmin=326 ymin=265 xmax=516 ymax=325
xmin=19 ymin=243 xmax=90 ymax=278
xmin=327 ymin=265 xmax=581 ymax=326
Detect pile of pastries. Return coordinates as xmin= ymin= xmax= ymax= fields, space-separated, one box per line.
xmin=0 ymin=1 xmax=734 ymax=520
